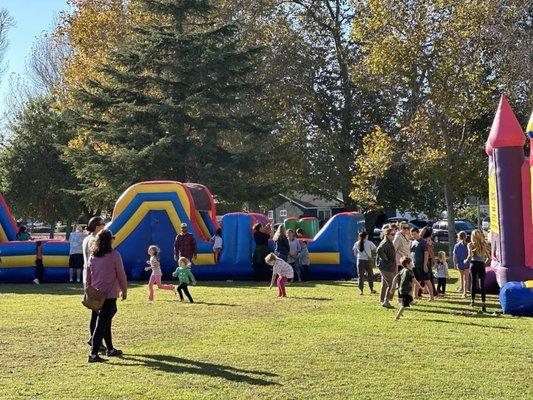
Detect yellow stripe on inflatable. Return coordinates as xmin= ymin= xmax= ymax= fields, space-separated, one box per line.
xmin=196 ymin=210 xmax=211 ymax=240
xmin=195 ymin=253 xmax=215 ymax=265
xmin=113 ymin=182 xmax=191 ymax=221
xmin=113 ymin=201 xmax=182 ymax=248
xmin=1 ymin=255 xmax=69 ymax=268
xmin=1 ymin=255 xmax=37 ymax=267
xmin=309 ymin=252 xmax=340 ymax=264
xmin=43 ymin=255 xmax=70 ymax=267
xmin=525 ymin=280 xmax=533 ymax=289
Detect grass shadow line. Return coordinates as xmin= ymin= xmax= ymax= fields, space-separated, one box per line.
xmin=115 ymin=354 xmax=279 ymax=386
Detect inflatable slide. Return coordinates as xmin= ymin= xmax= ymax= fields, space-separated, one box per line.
xmin=0 ymin=181 xmax=365 ymax=282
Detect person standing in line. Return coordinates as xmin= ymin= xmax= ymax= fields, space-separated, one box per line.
xmin=86 ymin=229 xmax=127 ymax=363
xmin=33 ymin=241 xmax=44 ymax=285
xmin=466 ymin=230 xmax=491 ymax=312
xmin=435 ymin=251 xmax=449 ymax=296
xmin=82 ymin=216 xmax=106 ymax=350
xmin=410 ymin=227 xmax=434 ymax=301
xmin=453 ymin=231 xmax=470 ymax=298
xmin=69 ymin=224 xmax=87 ymax=283
xmin=299 ymin=241 xmax=310 ymax=281
xmin=273 ymin=225 xmax=290 ymax=262
xmin=376 ymin=228 xmax=397 ymax=308
xmin=173 ymin=223 xmax=197 ymax=263
xmin=393 ymin=223 xmax=411 ymax=272
xmin=287 ymin=229 xmax=302 ymax=282
xmin=353 ymin=231 xmax=377 ymax=295
xmin=252 ymin=223 xmax=271 ymax=281
xmin=421 ymin=226 xmax=437 ymax=296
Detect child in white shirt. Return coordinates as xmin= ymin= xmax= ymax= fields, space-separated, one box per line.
xmin=212 ymin=228 xmax=222 ymax=263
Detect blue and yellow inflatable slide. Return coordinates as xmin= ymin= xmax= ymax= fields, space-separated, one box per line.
xmin=0 ymin=181 xmax=365 ymax=282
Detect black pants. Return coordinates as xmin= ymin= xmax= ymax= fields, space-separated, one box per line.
xmin=177 ymin=283 xmax=193 ymax=302
xmin=89 ymin=310 xmax=98 ymax=343
xmin=470 ymin=261 xmax=486 ymax=303
xmin=437 ymin=278 xmax=447 ymax=294
xmin=356 ymin=260 xmax=374 ymax=291
xmin=35 ymin=259 xmax=44 ymax=282
xmin=91 ymin=299 xmax=117 ymax=355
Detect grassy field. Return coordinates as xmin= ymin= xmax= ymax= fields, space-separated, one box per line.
xmin=1 ymin=271 xmax=532 ymax=400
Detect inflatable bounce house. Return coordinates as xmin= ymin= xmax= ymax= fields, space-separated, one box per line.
xmin=486 ymin=95 xmax=533 ymax=316
xmin=0 ymin=181 xmax=365 ymax=282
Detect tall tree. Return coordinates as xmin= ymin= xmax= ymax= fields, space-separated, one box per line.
xmin=219 ymin=1 xmax=394 ymax=210
xmin=352 ymin=0 xmax=531 ymax=253
xmin=63 ymin=0 xmax=278 ymax=211
xmin=0 ymin=96 xmax=82 ymax=235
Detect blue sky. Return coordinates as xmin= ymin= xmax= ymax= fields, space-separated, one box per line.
xmin=1 ymin=0 xmax=69 ymax=114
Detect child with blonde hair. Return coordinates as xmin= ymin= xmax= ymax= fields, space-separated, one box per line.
xmin=172 ymin=257 xmax=196 ymax=302
xmin=265 ymin=252 xmax=294 ymax=297
xmin=435 ymin=251 xmax=449 ymax=296
xmin=145 ymin=245 xmax=176 ymax=301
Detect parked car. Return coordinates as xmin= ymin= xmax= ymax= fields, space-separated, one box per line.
xmin=482 ymin=216 xmax=490 ymax=231
xmin=409 ymin=219 xmax=431 ymax=229
xmin=432 ymin=219 xmax=475 ymax=242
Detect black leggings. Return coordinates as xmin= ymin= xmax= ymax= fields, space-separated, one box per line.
xmin=177 ymin=283 xmax=193 ymax=302
xmin=91 ymin=298 xmax=117 ymax=355
xmin=35 ymin=259 xmax=44 ymax=282
xmin=470 ymin=261 xmax=486 ymax=303
xmin=437 ymin=278 xmax=447 ymax=295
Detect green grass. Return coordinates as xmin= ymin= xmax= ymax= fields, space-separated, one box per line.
xmin=1 ymin=271 xmax=532 ymax=400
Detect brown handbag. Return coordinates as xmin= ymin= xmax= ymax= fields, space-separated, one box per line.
xmin=82 ymin=285 xmax=106 ymax=311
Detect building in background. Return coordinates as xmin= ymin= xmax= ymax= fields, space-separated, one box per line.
xmin=269 ymin=193 xmax=346 ymax=225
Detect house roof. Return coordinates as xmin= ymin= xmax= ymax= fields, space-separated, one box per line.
xmin=279 ymin=193 xmax=344 ymax=209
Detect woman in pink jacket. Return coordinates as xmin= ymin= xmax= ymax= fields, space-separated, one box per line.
xmin=86 ymin=229 xmax=128 ymax=363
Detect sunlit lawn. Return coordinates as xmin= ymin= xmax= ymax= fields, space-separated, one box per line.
xmin=1 ymin=270 xmax=532 ymax=400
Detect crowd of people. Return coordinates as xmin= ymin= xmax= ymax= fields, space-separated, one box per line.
xmin=353 ymin=221 xmax=491 ymax=318
xmin=15 ymin=216 xmax=492 ymax=361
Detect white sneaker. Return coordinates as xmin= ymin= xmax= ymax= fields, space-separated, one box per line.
xmin=33 ymin=279 xmax=40 ymax=285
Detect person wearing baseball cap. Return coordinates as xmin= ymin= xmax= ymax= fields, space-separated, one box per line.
xmin=174 ymin=221 xmax=197 ymax=263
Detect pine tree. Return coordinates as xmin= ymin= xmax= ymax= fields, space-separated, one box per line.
xmin=64 ymin=0 xmax=276 ymax=210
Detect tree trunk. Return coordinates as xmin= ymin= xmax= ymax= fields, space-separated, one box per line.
xmin=49 ymin=221 xmax=55 ymax=239
xmin=65 ymin=219 xmax=72 ymax=240
xmin=442 ymin=126 xmax=455 ymax=257
xmin=443 ymin=183 xmax=455 ymax=258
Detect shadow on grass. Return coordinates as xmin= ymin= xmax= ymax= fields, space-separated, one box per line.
xmin=192 ymin=301 xmax=240 ymax=307
xmin=292 ymin=296 xmax=333 ymax=301
xmin=116 ymin=354 xmax=279 ymax=386
xmin=425 ymin=318 xmax=512 ymax=330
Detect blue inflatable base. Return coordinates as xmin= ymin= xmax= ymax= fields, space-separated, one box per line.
xmin=499 ymin=281 xmax=533 ymax=316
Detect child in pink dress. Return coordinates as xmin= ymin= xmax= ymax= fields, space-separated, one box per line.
xmin=265 ymin=253 xmax=294 ymax=297
xmin=145 ymin=245 xmax=175 ymax=301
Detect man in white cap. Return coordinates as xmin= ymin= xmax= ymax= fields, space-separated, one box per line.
xmin=173 ymin=222 xmax=197 ymax=262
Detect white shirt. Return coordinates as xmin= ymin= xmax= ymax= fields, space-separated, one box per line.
xmin=393 ymin=232 xmax=411 ymax=266
xmin=213 ymin=236 xmax=223 ymax=250
xmin=272 ymin=258 xmax=294 ymax=279
xmin=69 ymin=231 xmax=87 ymax=255
xmin=353 ymin=239 xmax=376 ymax=261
